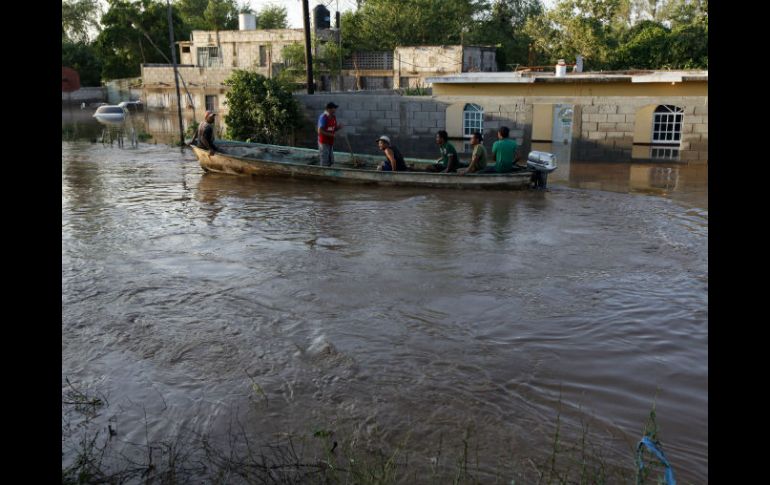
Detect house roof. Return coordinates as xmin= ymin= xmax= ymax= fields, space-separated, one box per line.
xmin=426 ymin=70 xmax=708 ymax=84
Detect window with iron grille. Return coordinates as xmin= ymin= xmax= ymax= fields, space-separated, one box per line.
xmin=205 ymin=95 xmax=217 ymax=112
xmin=197 ymin=47 xmax=222 ymax=67
xmin=650 ymin=147 xmax=680 ymax=160
xmin=463 ymin=103 xmax=483 ymax=138
xmin=652 ymin=105 xmax=684 ymax=144
xmin=259 ymin=45 xmax=267 ymax=67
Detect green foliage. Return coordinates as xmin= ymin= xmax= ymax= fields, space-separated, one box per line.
xmin=340 ymin=0 xmax=484 ymax=52
xmin=523 ymin=0 xmax=707 ymax=70
xmin=95 ymin=0 xmax=190 ymax=80
xmin=278 ymin=39 xmax=346 ymax=84
xmin=465 ymin=0 xmax=543 ymax=69
xmin=223 ymin=70 xmax=303 ymax=144
xmin=177 ymin=0 xmax=239 ymax=30
xmin=204 ymin=0 xmax=239 ymax=30
xmin=62 ymin=41 xmax=103 ymax=86
xmin=613 ymin=20 xmax=671 ymax=69
xmin=524 ymin=0 xmax=627 ymax=70
xmin=256 ymin=4 xmax=289 ymax=29
xmin=62 ymin=0 xmax=102 ymax=43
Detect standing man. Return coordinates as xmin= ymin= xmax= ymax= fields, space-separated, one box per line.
xmin=317 ymin=102 xmax=343 ymax=166
xmin=191 ymin=110 xmax=218 ymax=155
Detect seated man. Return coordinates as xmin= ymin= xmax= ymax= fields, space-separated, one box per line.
xmin=425 ymin=130 xmax=466 ymax=173
xmin=479 ymin=126 xmax=518 ymax=174
xmin=459 ymin=131 xmax=487 ymax=175
xmin=376 ymin=135 xmax=408 ymax=171
xmin=191 ymin=110 xmax=218 ymax=155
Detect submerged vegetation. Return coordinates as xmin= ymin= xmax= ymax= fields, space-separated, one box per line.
xmin=63 ymin=378 xmax=679 ymax=484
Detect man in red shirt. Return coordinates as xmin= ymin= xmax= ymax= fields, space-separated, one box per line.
xmin=317 ymin=102 xmax=343 ymax=166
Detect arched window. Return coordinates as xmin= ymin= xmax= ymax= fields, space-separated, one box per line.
xmin=652 ymin=105 xmax=684 ymax=144
xmin=463 ymin=103 xmax=483 ymax=138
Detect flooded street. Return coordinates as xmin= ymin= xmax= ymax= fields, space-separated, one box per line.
xmin=62 ymin=112 xmax=707 ymax=483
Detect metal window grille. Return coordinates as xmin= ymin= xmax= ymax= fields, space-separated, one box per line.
xmin=205 ymin=95 xmax=217 ymax=112
xmin=342 ymin=52 xmax=393 ymax=70
xmin=652 ymin=105 xmax=684 ymax=144
xmin=463 ymin=104 xmax=483 ymax=138
xmin=650 ymin=147 xmax=680 ymax=160
xmin=259 ymin=45 xmax=267 ymax=67
xmin=197 ymin=47 xmax=222 ymax=68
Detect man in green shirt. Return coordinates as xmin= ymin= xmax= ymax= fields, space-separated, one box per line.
xmin=426 ymin=130 xmax=465 ymax=173
xmin=482 ymin=126 xmax=518 ymax=173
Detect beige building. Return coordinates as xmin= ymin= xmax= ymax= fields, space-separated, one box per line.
xmin=426 ymin=70 xmax=707 ymax=161
xmin=141 ymin=21 xmax=498 ymax=111
xmin=142 ymin=28 xmax=305 ymax=111
xmin=336 ymin=45 xmax=497 ymax=91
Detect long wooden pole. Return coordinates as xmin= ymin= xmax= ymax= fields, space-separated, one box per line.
xmin=302 ymin=0 xmax=314 ymax=94
xmin=166 ymin=0 xmax=185 ymax=146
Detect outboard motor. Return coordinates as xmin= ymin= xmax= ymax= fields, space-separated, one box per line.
xmin=526 ymin=151 xmax=557 ymax=190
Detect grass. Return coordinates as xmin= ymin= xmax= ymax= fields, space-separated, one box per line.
xmin=62 ymin=378 xmax=680 ymax=484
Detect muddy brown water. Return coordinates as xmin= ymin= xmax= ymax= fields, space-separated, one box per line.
xmin=62 ymin=112 xmax=707 ymax=482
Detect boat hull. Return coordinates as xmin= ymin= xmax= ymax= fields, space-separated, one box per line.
xmin=191 ymin=142 xmax=536 ymax=190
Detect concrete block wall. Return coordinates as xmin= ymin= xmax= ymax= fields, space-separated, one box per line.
xmin=294 ymin=94 xmax=451 ymax=157
xmin=62 ymin=87 xmax=107 ymax=104
xmin=576 ymin=96 xmax=707 ymax=162
xmin=294 ymin=93 xmax=533 ymax=157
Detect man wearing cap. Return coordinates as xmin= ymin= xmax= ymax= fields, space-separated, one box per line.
xmin=317 ymin=102 xmax=343 ymax=166
xmin=376 ymin=135 xmax=407 ymax=172
xmin=192 ymin=110 xmax=218 ymax=155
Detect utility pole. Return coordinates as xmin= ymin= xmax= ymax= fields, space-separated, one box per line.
xmin=302 ymin=0 xmax=314 ymax=94
xmin=336 ymin=3 xmax=342 ymax=91
xmin=166 ymin=0 xmax=185 ymax=147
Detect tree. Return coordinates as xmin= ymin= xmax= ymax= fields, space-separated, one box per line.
xmin=465 ymin=0 xmax=544 ymax=69
xmin=95 ymin=0 xmax=190 ymax=80
xmin=62 ymin=0 xmax=102 ymax=43
xmin=341 ymin=0 xmax=486 ymax=52
xmin=523 ymin=0 xmax=630 ymax=69
xmin=278 ymin=40 xmax=346 ymax=84
xmin=62 ymin=41 xmax=103 ymax=86
xmin=204 ymin=0 xmax=239 ymax=30
xmin=223 ymin=71 xmax=303 ymax=144
xmin=256 ymin=4 xmax=288 ymax=29
xmin=177 ymin=0 xmax=239 ymax=31
xmin=613 ymin=20 xmax=670 ymax=68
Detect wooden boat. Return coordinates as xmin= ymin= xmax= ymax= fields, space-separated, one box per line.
xmin=191 ymin=140 xmax=539 ymax=190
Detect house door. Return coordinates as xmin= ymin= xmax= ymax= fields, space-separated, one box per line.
xmin=552 ymin=104 xmax=574 ymax=144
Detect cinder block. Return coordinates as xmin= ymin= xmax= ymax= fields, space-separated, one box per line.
xmin=694 ymin=105 xmax=708 ymax=115
xmin=598 ymin=105 xmax=618 ymax=114
xmin=681 ymin=150 xmax=700 ymax=160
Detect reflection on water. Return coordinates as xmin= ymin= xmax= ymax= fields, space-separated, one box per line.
xmin=62 ymin=108 xmax=708 ymax=209
xmin=62 ymin=134 xmax=707 ymax=482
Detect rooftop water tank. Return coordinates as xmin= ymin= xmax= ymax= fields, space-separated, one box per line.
xmin=313 ymin=4 xmax=331 ymax=30
xmin=239 ymin=13 xmax=257 ymax=31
